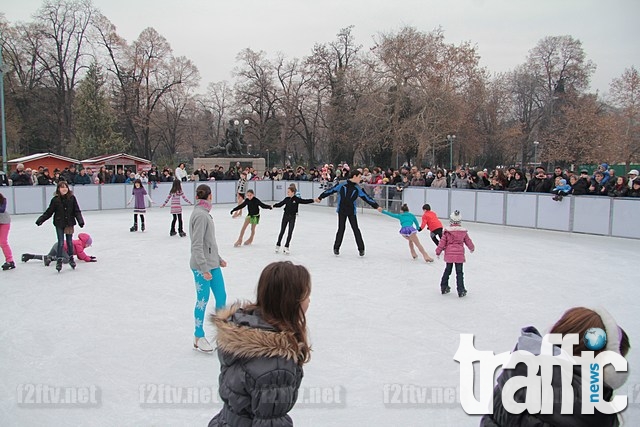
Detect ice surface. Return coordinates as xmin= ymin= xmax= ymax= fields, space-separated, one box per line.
xmin=1 ymin=204 xmax=638 ymax=426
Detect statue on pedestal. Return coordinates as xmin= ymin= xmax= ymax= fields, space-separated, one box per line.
xmin=205 ymin=119 xmax=248 ymax=157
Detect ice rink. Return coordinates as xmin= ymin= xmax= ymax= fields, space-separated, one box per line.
xmin=1 ymin=203 xmax=638 ymax=426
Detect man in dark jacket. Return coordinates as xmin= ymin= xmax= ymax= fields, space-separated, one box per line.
xmin=111 ymin=168 xmax=127 ymax=184
xmin=74 ymin=168 xmax=92 ymax=185
xmin=571 ymin=170 xmax=591 ymax=195
xmin=316 ymin=170 xmax=383 ymax=256
xmin=526 ymin=169 xmax=552 ymax=193
xmin=10 ymin=164 xmax=32 ymax=186
xmin=37 ymin=168 xmax=54 ymax=185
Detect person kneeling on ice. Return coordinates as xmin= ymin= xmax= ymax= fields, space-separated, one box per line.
xmin=21 ymin=233 xmax=96 ymax=266
xmin=381 ymin=204 xmax=433 ymax=262
xmin=435 ymin=210 xmax=474 ymax=297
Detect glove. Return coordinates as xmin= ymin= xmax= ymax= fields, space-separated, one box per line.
xmin=417 ymin=227 xmax=422 ymax=232
xmin=230 ymin=211 xmax=234 ymax=215
xmin=79 ymin=223 xmax=85 ymax=228
xmin=90 ymin=256 xmax=97 ymax=260
xmin=35 ymin=219 xmax=43 ymax=226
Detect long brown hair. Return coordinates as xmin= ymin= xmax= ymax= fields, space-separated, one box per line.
xmin=252 ymin=261 xmax=311 ymax=364
xmin=55 ymin=181 xmax=72 ymax=197
xmin=550 ymin=307 xmax=630 ymax=356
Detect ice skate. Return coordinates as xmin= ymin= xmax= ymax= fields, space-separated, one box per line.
xmin=55 ymin=258 xmax=63 ymax=272
xmin=359 ymin=250 xmax=365 ymax=257
xmin=2 ymin=261 xmax=16 ymax=270
xmin=243 ymin=239 xmax=253 ymax=245
xmin=179 ymin=231 xmax=186 ymax=237
xmin=441 ymin=286 xmax=451 ymax=295
xmin=275 ymin=245 xmax=281 ymax=253
xmin=170 ymin=230 xmax=177 ymax=236
xmin=234 ymin=240 xmax=242 ymax=247
xmin=283 ymin=247 xmax=290 ymax=255
xmin=333 ymin=248 xmax=340 ymax=256
xmin=458 ymin=290 xmax=467 ymax=298
xmin=130 ymin=224 xmax=138 ymax=232
xmin=43 ymin=256 xmax=52 ymax=267
xmin=22 ymin=253 xmax=35 ymax=262
xmin=424 ymin=256 xmax=434 ymax=263
xmin=69 ymin=256 xmax=76 ymax=269
xmin=193 ymin=337 xmax=213 ymax=353
xmin=141 ymin=223 xmax=145 ymax=232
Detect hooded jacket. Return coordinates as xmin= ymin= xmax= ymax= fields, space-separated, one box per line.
xmin=435 ymin=224 xmax=474 ymax=263
xmin=189 ymin=203 xmax=222 ymax=273
xmin=209 ymin=304 xmax=305 ymax=427
xmin=480 ymin=327 xmax=620 ymax=427
xmin=47 ymin=233 xmax=93 ymax=261
xmin=318 ymin=179 xmax=379 ymax=215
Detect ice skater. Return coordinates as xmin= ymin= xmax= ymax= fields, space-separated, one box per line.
xmin=420 ymin=204 xmax=444 ymax=245
xmin=0 ymin=192 xmax=15 ymax=270
xmin=435 ymin=210 xmax=475 ymax=297
xmin=232 ymin=171 xmax=248 ymax=218
xmin=22 ymin=233 xmax=96 ymax=266
xmin=208 ymin=261 xmax=311 ymax=425
xmin=315 ymin=169 xmax=382 ymax=256
xmin=273 ymin=184 xmax=315 ymax=254
xmin=127 ymin=179 xmax=154 ymax=232
xmin=190 ymin=184 xmax=227 ymax=353
xmin=382 ymin=204 xmax=433 ymax=262
xmin=230 ymin=189 xmax=272 ymax=247
xmin=161 ymin=179 xmax=193 ymax=236
xmin=35 ymin=181 xmax=85 ymax=272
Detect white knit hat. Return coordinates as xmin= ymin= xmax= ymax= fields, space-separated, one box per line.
xmin=450 ymin=210 xmax=462 ymax=225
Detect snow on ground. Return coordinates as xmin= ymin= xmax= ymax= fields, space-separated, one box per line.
xmin=1 ymin=204 xmax=638 ymax=426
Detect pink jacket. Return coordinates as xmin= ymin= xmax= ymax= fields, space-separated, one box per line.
xmin=62 ymin=233 xmax=93 ymax=262
xmin=435 ymin=225 xmax=474 ymax=263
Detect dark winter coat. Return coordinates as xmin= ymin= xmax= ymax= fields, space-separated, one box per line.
xmin=10 ymin=170 xmax=32 ymax=186
xmin=74 ymin=173 xmax=91 ymax=185
xmin=506 ymin=176 xmax=527 ymax=192
xmin=480 ymin=327 xmax=620 ymax=427
xmin=588 ymin=181 xmax=608 ymax=196
xmin=526 ymin=177 xmax=552 ymax=193
xmin=37 ymin=174 xmax=54 ymax=185
xmin=209 ymin=305 xmax=305 ymax=427
xmin=435 ymin=225 xmax=474 ymax=263
xmin=318 ymin=179 xmax=379 ymax=215
xmin=273 ymin=195 xmax=314 ymax=216
xmin=571 ymin=178 xmax=591 ymax=195
xmin=608 ymin=184 xmax=628 ymax=198
xmin=36 ymin=194 xmax=84 ymax=229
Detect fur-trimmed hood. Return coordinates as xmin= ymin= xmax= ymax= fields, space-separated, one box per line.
xmin=212 ymin=304 xmax=303 ymax=362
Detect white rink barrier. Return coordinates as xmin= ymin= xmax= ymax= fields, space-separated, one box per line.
xmin=2 ymin=182 xmax=639 ymax=239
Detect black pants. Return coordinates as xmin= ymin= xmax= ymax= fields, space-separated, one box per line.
xmin=440 ymin=262 xmax=465 ymax=293
xmin=277 ymin=214 xmax=297 ymax=247
xmin=133 ymin=214 xmax=145 ymax=225
xmin=171 ymin=214 xmax=184 ymax=233
xmin=334 ymin=212 xmax=364 ymax=251
xmin=430 ymin=228 xmax=443 ymax=245
xmin=55 ymin=226 xmax=73 ymax=259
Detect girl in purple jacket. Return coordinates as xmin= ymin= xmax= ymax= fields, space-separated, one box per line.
xmin=435 ymin=210 xmax=475 ymax=297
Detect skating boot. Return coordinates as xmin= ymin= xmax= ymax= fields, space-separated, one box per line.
xmin=458 ymin=290 xmax=467 ymax=298
xmin=359 ymin=250 xmax=365 ymax=257
xmin=69 ymin=256 xmax=76 ymax=269
xmin=141 ymin=223 xmax=145 ymax=232
xmin=275 ymin=245 xmax=281 ymax=253
xmin=170 ymin=230 xmax=177 ymax=236
xmin=333 ymin=248 xmax=340 ymax=256
xmin=55 ymin=257 xmax=63 ymax=272
xmin=2 ymin=261 xmax=16 ymax=270
xmin=441 ymin=286 xmax=451 ymax=295
xmin=130 ymin=224 xmax=138 ymax=232
xmin=179 ymin=231 xmax=186 ymax=237
xmin=193 ymin=337 xmax=213 ymax=353
xmin=283 ymin=247 xmax=290 ymax=255
xmin=43 ymin=256 xmax=52 ymax=267
xmin=22 ymin=253 xmax=36 ymax=262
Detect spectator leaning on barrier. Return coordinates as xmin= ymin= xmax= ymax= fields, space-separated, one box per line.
xmin=526 ymin=167 xmax=552 ymax=193
xmin=608 ymin=176 xmax=628 ymax=198
xmin=74 ymin=168 xmax=91 ymax=185
xmin=628 ymin=179 xmax=640 ymax=197
xmin=588 ymin=171 xmax=608 ymax=196
xmin=627 ymin=169 xmax=639 ymax=189
xmin=452 ymin=169 xmax=472 ymax=189
xmin=506 ymin=170 xmax=527 ymax=192
xmin=37 ymin=168 xmax=54 ymax=185
xmin=10 ymin=164 xmax=32 ymax=186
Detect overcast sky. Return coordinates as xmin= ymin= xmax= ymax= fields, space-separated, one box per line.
xmin=3 ymin=0 xmax=640 ymax=95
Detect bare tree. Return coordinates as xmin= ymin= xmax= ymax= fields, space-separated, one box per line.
xmin=609 ymin=66 xmax=640 ymax=168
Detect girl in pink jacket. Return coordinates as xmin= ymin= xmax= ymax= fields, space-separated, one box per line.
xmin=435 ymin=211 xmax=475 ymax=297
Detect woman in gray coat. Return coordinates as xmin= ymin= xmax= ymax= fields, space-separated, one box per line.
xmin=190 ymin=184 xmax=227 ymax=353
xmin=209 ymin=261 xmax=312 ymax=427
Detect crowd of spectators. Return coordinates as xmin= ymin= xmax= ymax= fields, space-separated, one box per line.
xmin=2 ymin=161 xmax=640 ymax=199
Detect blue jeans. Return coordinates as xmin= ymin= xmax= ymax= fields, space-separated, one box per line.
xmin=55 ymin=226 xmax=74 ymax=259
xmin=192 ymin=267 xmax=226 ymax=338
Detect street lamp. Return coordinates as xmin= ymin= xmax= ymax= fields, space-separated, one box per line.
xmin=533 ymin=140 xmax=539 ymax=165
xmin=0 ymin=47 xmax=8 ymax=174
xmin=447 ymin=134 xmax=456 ymax=171
xmin=266 ymin=149 xmax=269 ymax=169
